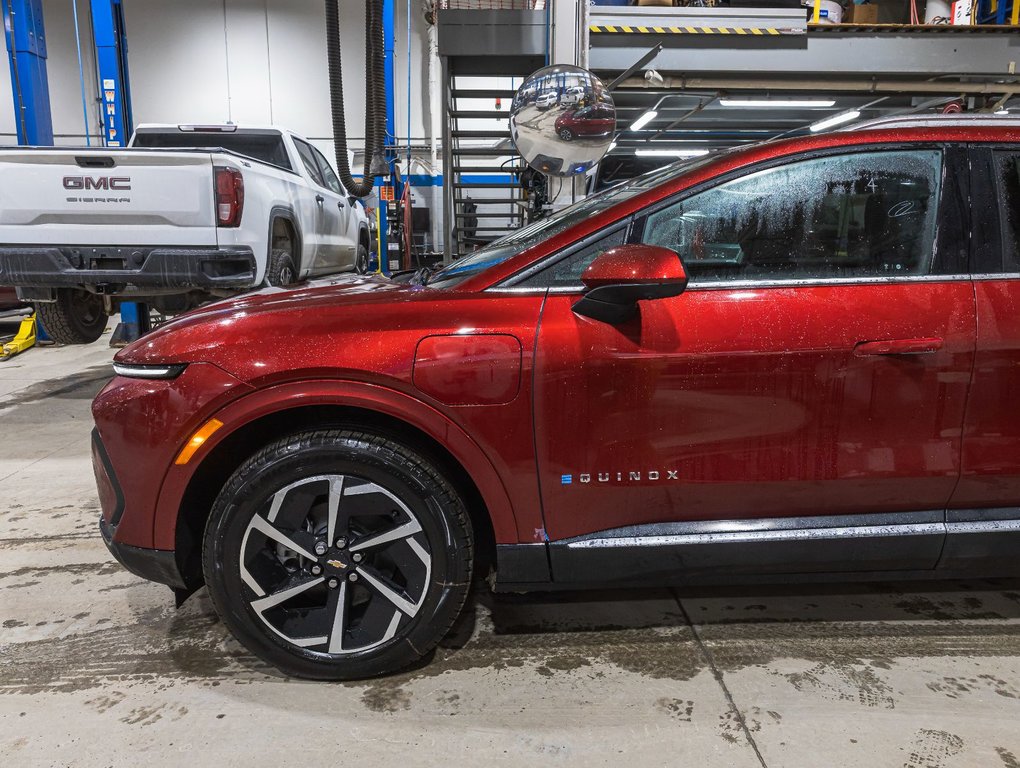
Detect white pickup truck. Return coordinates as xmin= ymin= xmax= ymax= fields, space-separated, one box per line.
xmin=0 ymin=124 xmax=372 ymax=343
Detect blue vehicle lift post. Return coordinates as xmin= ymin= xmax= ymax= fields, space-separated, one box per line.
xmin=378 ymin=0 xmax=401 ymax=275
xmin=3 ymin=0 xmax=51 ymax=352
xmin=3 ymin=0 xmax=53 ymax=146
xmin=91 ymin=0 xmax=147 ymax=345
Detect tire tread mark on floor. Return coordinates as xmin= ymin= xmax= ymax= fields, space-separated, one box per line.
xmin=673 ymin=589 xmax=769 ymax=768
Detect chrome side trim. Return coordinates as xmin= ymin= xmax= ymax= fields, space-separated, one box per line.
xmin=565 ymin=523 xmax=944 ymax=550
xmin=687 ymin=274 xmax=972 ymax=291
xmin=946 ymin=519 xmax=1020 ymax=535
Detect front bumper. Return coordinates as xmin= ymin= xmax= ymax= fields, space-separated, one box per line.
xmin=99 ymin=515 xmax=187 ymax=590
xmin=0 ymin=244 xmax=256 ymax=293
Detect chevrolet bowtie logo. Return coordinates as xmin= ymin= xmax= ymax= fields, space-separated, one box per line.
xmin=326 ymin=559 xmax=347 ymax=569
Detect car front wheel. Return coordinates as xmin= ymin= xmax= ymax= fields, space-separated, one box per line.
xmin=558 ymin=128 xmax=574 ymax=141
xmin=202 ymin=429 xmax=473 ymax=680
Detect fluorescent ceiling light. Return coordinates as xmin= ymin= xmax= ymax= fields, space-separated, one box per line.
xmin=809 ymin=109 xmax=861 ymax=132
xmin=720 ymin=98 xmax=836 ymax=108
xmin=629 ymin=110 xmax=658 ymax=131
xmin=635 ymin=148 xmax=710 ymax=158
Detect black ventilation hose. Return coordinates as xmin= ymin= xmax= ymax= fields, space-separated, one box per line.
xmin=326 ymin=0 xmax=385 ymax=198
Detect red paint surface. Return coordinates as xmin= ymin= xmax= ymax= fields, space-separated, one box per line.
xmin=534 ymin=282 xmax=975 ymax=539
xmin=581 ymin=244 xmax=687 ymax=288
xmin=91 ymin=125 xmax=1020 ymax=558
xmin=413 ymin=334 xmax=522 ymax=406
xmin=954 ymin=279 xmax=1020 ymax=507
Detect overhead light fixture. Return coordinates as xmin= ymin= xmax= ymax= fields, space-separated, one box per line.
xmin=635 ymin=148 xmax=710 ymax=158
xmin=629 ymin=110 xmax=658 ymax=131
xmin=809 ymin=109 xmax=862 ymax=132
xmin=720 ymin=98 xmax=836 ymax=108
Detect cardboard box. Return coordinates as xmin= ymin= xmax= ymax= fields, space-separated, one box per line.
xmin=846 ymin=3 xmax=881 ymax=23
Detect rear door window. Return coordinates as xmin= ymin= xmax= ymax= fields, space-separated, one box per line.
xmin=311 ymin=146 xmax=345 ymax=196
xmin=993 ymin=152 xmax=1020 ymax=272
xmin=293 ymin=139 xmax=326 ymax=188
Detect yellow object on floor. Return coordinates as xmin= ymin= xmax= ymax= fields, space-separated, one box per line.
xmin=0 ymin=313 xmax=37 ymax=361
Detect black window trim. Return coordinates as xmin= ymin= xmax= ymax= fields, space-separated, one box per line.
xmin=493 ymin=141 xmax=966 ymax=294
xmin=971 ymin=143 xmax=1020 ymax=279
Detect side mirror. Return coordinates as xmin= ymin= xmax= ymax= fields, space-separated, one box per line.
xmin=572 ymin=245 xmax=688 ymax=324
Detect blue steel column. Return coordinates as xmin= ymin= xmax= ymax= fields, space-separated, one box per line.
xmin=91 ymin=0 xmax=132 ymax=146
xmin=92 ymin=0 xmax=147 ymax=343
xmin=3 ymin=0 xmax=53 ymax=145
xmin=378 ymin=0 xmax=398 ymax=274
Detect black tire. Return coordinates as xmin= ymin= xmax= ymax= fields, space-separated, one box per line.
xmin=265 ymin=248 xmax=297 ymax=287
xmin=558 ymin=128 xmax=574 ymax=141
xmin=202 ymin=429 xmax=473 ymax=680
xmin=355 ymin=242 xmax=370 ymax=275
xmin=36 ymin=288 xmax=107 ymax=345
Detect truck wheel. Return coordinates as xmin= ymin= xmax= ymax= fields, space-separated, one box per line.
xmin=266 ymin=249 xmax=296 ymax=287
xmin=355 ymin=243 xmax=370 ymax=275
xmin=36 ymin=289 xmax=108 ymax=345
xmin=202 ymin=429 xmax=474 ymax=679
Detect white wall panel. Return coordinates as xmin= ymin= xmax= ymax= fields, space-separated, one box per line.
xmin=121 ymin=0 xmax=231 ymax=125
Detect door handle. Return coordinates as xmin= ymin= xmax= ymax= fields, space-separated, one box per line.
xmin=337 ymin=200 xmax=345 ymax=210
xmin=315 ymin=194 xmax=324 ymax=205
xmin=854 ymin=338 xmax=943 ymax=357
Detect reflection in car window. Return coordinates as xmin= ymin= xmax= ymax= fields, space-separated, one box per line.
xmin=519 ymin=228 xmax=628 ymax=288
xmin=294 ymin=139 xmax=325 ymax=187
xmin=428 ymin=155 xmax=717 ymax=289
xmin=638 ymin=150 xmax=943 ymax=283
xmin=995 ymin=152 xmax=1020 ymax=272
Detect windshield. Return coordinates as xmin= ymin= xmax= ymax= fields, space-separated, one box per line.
xmin=426 ymin=156 xmax=712 ymax=289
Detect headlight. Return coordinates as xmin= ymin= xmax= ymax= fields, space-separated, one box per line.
xmin=112 ymin=363 xmax=187 ymax=379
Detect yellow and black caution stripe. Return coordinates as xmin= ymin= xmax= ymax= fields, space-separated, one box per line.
xmin=589 ymin=24 xmax=799 ymax=36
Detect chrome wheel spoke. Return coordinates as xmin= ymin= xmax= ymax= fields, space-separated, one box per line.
xmin=326 ymin=475 xmax=346 ymax=545
xmin=250 ymin=575 xmax=323 ymax=614
xmin=356 ymin=565 xmax=421 ymax=617
xmin=326 ymin=580 xmax=349 ymax=654
xmin=249 ymin=515 xmax=317 ymax=561
xmin=349 ymin=518 xmax=422 ymax=553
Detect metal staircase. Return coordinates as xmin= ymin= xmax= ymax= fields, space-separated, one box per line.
xmin=443 ymin=77 xmax=527 ymax=256
xmin=436 ymin=7 xmax=546 ymax=259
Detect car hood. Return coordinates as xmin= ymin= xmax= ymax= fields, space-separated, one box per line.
xmin=114 ymin=274 xmax=431 ymax=367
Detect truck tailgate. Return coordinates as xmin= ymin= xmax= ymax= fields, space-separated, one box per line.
xmin=0 ymin=150 xmax=218 ymax=246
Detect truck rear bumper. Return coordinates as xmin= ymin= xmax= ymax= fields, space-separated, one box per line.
xmin=0 ymin=244 xmax=256 ymax=293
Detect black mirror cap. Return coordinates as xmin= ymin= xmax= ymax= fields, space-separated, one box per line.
xmin=571 ymin=278 xmax=688 ymax=324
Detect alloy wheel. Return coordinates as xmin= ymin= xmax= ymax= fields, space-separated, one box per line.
xmin=238 ymin=474 xmax=432 ymax=655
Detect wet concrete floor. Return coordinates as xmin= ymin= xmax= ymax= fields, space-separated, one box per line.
xmin=1 ymin=328 xmax=1019 ymax=766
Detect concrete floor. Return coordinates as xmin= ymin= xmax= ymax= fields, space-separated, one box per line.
xmin=2 ymin=325 xmax=1020 ymax=767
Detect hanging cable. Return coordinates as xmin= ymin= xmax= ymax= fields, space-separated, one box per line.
xmin=71 ymin=0 xmax=91 ymax=146
xmin=325 ymin=0 xmax=385 ymax=198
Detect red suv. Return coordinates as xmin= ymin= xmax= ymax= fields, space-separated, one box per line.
xmin=94 ymin=119 xmax=1020 ymax=679
xmin=554 ymin=104 xmax=616 ymax=141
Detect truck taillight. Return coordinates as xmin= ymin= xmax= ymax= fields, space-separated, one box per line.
xmin=214 ymin=166 xmax=244 ymax=227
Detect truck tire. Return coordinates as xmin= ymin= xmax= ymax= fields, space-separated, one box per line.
xmin=36 ymin=289 xmax=108 ymax=345
xmin=266 ymin=248 xmax=296 ymax=287
xmin=355 ymin=243 xmax=369 ymax=275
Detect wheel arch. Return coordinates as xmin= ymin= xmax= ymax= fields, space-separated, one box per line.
xmin=167 ymin=392 xmax=509 ymax=590
xmin=268 ymin=206 xmax=302 ymax=276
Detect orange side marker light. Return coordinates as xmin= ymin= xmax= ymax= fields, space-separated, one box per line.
xmin=175 ymin=419 xmax=224 ymax=465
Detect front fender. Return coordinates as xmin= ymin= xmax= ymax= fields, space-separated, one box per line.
xmin=151 ymin=378 xmax=522 ymax=550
